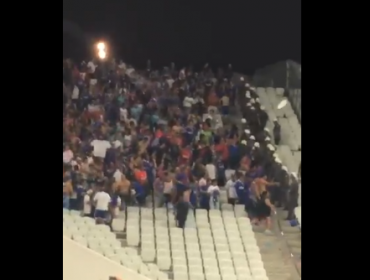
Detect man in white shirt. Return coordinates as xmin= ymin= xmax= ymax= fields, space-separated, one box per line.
xmin=113 ymin=168 xmax=123 ymax=182
xmin=72 ymin=85 xmax=79 ymax=100
xmin=63 ymin=147 xmax=74 ymax=164
xmin=225 ymin=175 xmax=237 ymax=205
xmin=207 ymin=179 xmax=220 ymax=210
xmin=93 ymin=186 xmax=111 ymax=220
xmin=198 ymin=177 xmax=207 ymax=187
xmin=221 ymin=95 xmax=230 ymax=115
xmin=206 ymin=164 xmax=216 ymax=180
xmin=91 ymin=139 xmax=111 ymax=158
xmin=166 ymin=78 xmax=174 ymax=88
xmin=120 ymin=108 xmax=128 ymax=121
xmin=183 ymin=96 xmax=194 ymax=112
xmin=83 ymin=190 xmax=93 ymax=217
xmin=87 ymin=61 xmax=96 ymax=73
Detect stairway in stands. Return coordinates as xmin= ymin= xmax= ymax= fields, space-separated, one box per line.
xmin=113 ymin=206 xmax=301 ymax=280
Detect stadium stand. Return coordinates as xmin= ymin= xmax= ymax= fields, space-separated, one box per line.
xmin=63 ymin=60 xmax=301 ymax=280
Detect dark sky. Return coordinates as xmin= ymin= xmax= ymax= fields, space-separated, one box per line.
xmin=63 ymin=0 xmax=301 ymax=74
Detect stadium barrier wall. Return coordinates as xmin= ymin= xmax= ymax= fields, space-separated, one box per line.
xmin=63 ymin=236 xmax=151 ymax=280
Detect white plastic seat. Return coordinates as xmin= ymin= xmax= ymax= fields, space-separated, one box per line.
xmin=196 ymin=222 xmax=210 ymax=229
xmin=172 ymin=245 xmax=186 ymax=254
xmin=173 ymin=265 xmax=188 ymax=274
xmin=157 ymin=271 xmax=169 ymax=280
xmin=171 ymin=240 xmax=185 ymax=248
xmin=187 ymin=257 xmax=202 ymax=267
xmin=123 ymin=248 xmax=138 ymax=256
xmin=215 ymin=244 xmax=229 ymax=252
xmin=141 ymin=248 xmax=156 ymax=262
xmin=200 ymin=243 xmax=215 ymax=251
xmin=219 ymin=267 xmax=235 ymax=275
xmin=69 ymin=210 xmax=80 ymax=216
xmin=157 ymin=256 xmax=171 ymax=270
xmin=229 ymin=244 xmax=243 ymax=253
xmin=221 ymin=204 xmax=234 ymax=211
xmin=187 ymin=252 xmax=201 ymax=260
xmin=225 ymin=225 xmax=239 ymax=231
xmin=205 ymin=273 xmax=221 ymax=280
xmin=198 ymin=228 xmax=212 ymax=235
xmin=156 ymin=238 xmax=170 ymax=247
xmin=203 ymin=266 xmax=219 ymax=274
xmin=231 ymin=251 xmax=245 ymax=259
xmin=202 ymin=258 xmax=218 ymax=267
xmin=189 ymin=273 xmax=205 ymax=280
xmin=221 ymin=210 xmax=235 ymax=217
xmin=212 ymin=228 xmax=226 ymax=235
xmin=157 ymin=248 xmax=171 ymax=257
xmin=171 ymin=227 xmax=184 ymax=235
xmin=127 ymin=206 xmax=139 ymax=212
xmin=221 ymin=274 xmax=237 ymax=280
xmin=111 ymin=218 xmax=125 ymax=232
xmin=217 ymin=253 xmax=232 ymax=263
xmin=185 ymin=235 xmax=199 ymax=243
xmin=127 ymin=232 xmax=140 ymax=246
xmin=173 ymin=272 xmax=188 ymax=280
xmin=196 ymin=209 xmax=208 ymax=217
xmin=227 ymin=235 xmax=242 ymax=243
xmin=253 ymin=276 xmax=269 ymax=280
xmin=173 ymin=258 xmax=187 ymax=267
xmin=199 ymin=238 xmax=214 ymax=245
xmin=188 ymin=265 xmax=203 ymax=274
xmin=234 ymin=266 xmax=250 ymax=274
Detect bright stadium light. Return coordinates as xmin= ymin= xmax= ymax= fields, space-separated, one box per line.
xmin=98 ymin=50 xmax=107 ymax=60
xmin=97 ymin=42 xmax=106 ymax=51
xmin=95 ymin=41 xmax=108 ymax=60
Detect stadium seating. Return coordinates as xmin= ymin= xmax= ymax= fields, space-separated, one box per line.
xmin=256 ymin=87 xmax=301 ymax=198
xmin=114 ymin=206 xmax=270 ymax=280
xmin=64 ymin=206 xmax=273 ymax=280
xmin=63 ymin=209 xmax=165 ymax=280
xmin=63 ymin=86 xmax=301 ymax=280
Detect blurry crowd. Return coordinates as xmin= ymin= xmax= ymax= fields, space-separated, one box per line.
xmin=63 ymin=58 xmax=300 ymax=233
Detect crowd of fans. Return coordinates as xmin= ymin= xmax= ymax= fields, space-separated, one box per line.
xmin=63 ymin=58 xmax=300 ymax=234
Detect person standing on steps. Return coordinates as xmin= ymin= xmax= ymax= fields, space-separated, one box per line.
xmin=273 ymin=119 xmax=281 ymax=145
xmin=286 ymin=172 xmax=299 ymax=220
xmin=255 ymin=182 xmax=275 ymax=234
xmin=176 ymin=193 xmax=189 ymax=229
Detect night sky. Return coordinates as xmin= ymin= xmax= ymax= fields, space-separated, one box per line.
xmin=63 ymin=0 xmax=301 ymax=74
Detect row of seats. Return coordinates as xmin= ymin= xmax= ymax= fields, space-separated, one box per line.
xmin=112 ymin=206 xmax=269 ymax=280
xmin=63 ymin=210 xmax=166 ymax=280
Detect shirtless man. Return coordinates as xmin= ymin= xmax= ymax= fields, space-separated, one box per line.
xmin=113 ymin=174 xmax=131 ymax=206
